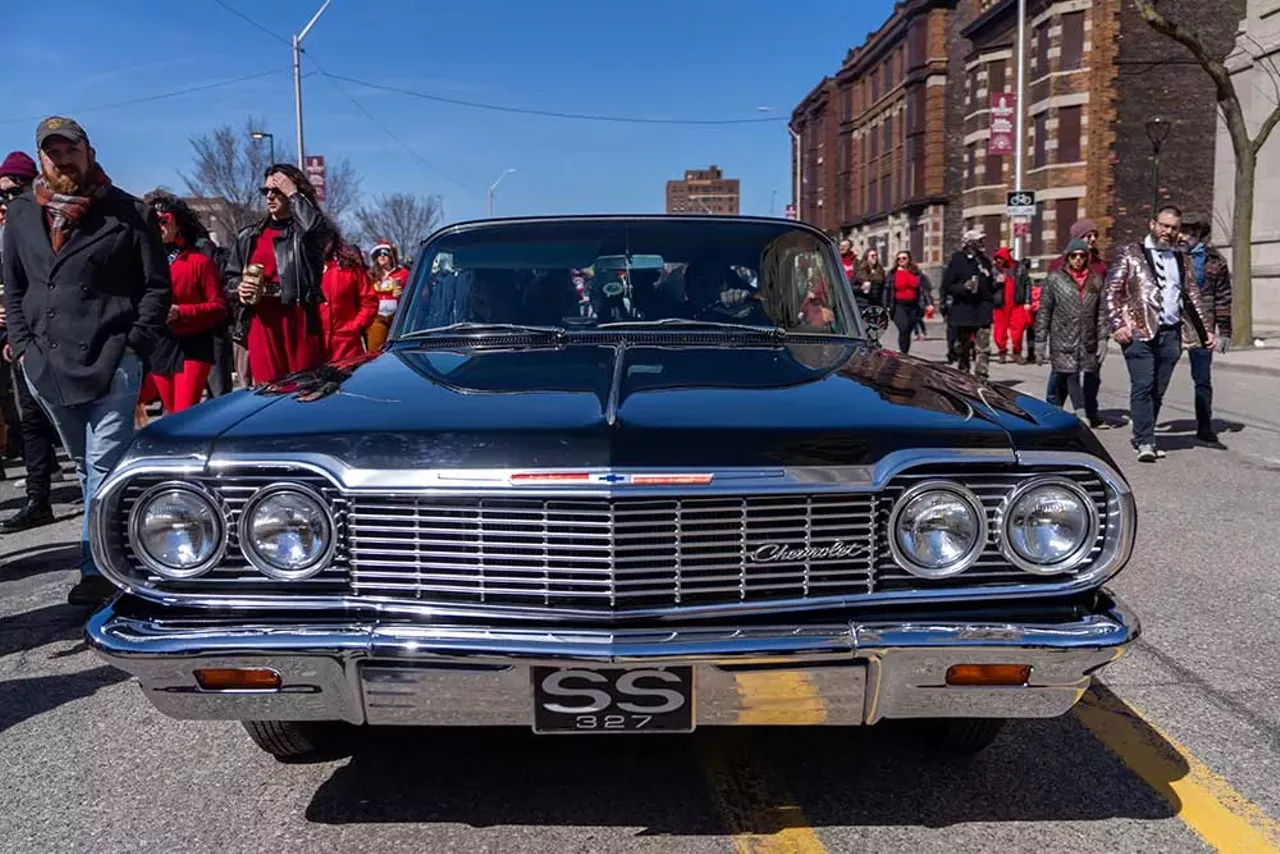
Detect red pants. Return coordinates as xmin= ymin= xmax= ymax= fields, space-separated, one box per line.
xmin=992 ymin=304 xmax=1030 ymax=356
xmin=248 ymin=299 xmax=326 ymax=385
xmin=140 ymin=361 xmax=213 ymax=413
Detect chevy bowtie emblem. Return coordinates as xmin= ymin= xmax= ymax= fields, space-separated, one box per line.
xmin=509 ymin=472 xmax=715 ymax=486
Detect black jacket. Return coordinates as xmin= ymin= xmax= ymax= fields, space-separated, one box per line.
xmin=942 ymin=249 xmax=997 ymax=328
xmin=222 ymin=192 xmax=332 ymax=343
xmin=2 ymin=187 xmax=172 ymax=406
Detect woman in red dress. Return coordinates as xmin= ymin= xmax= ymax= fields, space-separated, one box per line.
xmin=139 ymin=192 xmax=227 ymax=413
xmin=223 ymin=165 xmax=333 ymax=385
xmin=319 ymin=240 xmax=378 ymax=360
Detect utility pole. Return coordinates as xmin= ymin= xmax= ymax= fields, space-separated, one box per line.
xmin=788 ymin=127 xmax=802 ymax=220
xmin=488 ymin=168 xmax=516 ymax=217
xmin=1013 ymin=0 xmax=1027 ymax=260
xmin=293 ymin=0 xmax=334 ymax=169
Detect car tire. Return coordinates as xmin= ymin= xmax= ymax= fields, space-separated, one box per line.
xmin=924 ymin=718 xmax=1007 ymax=755
xmin=241 ymin=720 xmax=351 ymax=761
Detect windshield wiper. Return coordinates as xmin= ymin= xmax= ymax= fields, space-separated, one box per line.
xmin=595 ymin=318 xmax=786 ymax=339
xmin=396 ymin=322 xmax=567 ymax=342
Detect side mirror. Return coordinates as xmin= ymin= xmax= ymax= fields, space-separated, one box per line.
xmin=861 ymin=305 xmax=890 ymax=343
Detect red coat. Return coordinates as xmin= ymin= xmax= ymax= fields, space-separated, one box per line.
xmin=320 ymin=262 xmax=378 ymax=360
xmin=169 ymin=249 xmax=226 ymax=337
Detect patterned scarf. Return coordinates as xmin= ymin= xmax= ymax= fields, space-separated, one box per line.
xmin=33 ymin=164 xmax=112 ymax=252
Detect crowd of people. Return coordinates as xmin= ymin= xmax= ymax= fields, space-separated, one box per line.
xmin=0 ymin=115 xmax=412 ymax=607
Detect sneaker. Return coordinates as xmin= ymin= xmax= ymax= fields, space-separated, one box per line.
xmin=1155 ymin=448 xmax=1167 ymax=459
xmin=997 ymin=353 xmax=1009 ymax=364
xmin=1137 ymin=444 xmax=1158 ymax=463
xmin=1089 ymin=418 xmax=1111 ymax=430
xmin=67 ymin=576 xmax=119 ymax=608
xmin=1074 ymin=408 xmax=1089 ymax=422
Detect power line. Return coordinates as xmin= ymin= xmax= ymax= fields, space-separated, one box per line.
xmin=0 ymin=68 xmax=290 ymax=125
xmin=209 ymin=0 xmax=291 ymax=46
xmin=325 ymin=74 xmax=789 ymax=126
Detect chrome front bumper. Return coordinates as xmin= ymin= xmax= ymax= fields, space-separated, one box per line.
xmin=86 ymin=593 xmax=1138 ymax=727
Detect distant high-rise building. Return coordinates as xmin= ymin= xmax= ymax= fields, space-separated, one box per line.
xmin=666 ymin=165 xmax=740 ymax=214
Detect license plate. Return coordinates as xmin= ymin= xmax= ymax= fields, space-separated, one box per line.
xmin=531 ymin=666 xmax=695 ymax=734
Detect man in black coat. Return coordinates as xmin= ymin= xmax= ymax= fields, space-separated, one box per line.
xmin=1 ymin=116 xmax=172 ymax=606
xmin=942 ymin=227 xmax=999 ymax=380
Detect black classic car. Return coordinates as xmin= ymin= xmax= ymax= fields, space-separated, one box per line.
xmin=87 ymin=216 xmax=1136 ymax=759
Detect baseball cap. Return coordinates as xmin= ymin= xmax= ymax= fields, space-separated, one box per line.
xmin=36 ymin=116 xmax=89 ymax=148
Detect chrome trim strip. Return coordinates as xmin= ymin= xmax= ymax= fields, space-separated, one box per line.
xmin=236 ymin=482 xmax=338 ymax=581
xmin=126 ymin=481 xmax=230 ymax=580
xmin=995 ymin=476 xmax=1101 ymax=575
xmin=886 ymin=480 xmax=988 ymax=579
xmin=89 ymin=449 xmax=1134 ymax=620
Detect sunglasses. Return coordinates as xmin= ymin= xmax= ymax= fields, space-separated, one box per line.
xmin=0 ymin=187 xmax=23 ymax=201
xmin=259 ymin=186 xmax=285 ymax=197
xmin=372 ymin=249 xmax=392 ymax=258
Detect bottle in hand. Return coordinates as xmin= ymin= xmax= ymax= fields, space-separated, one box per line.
xmin=241 ymin=263 xmax=265 ymax=305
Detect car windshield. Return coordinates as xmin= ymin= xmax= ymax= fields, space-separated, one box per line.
xmin=394 ymin=219 xmax=857 ymax=339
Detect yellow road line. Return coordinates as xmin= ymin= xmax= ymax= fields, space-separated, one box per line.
xmin=697 ymin=671 xmax=828 ymax=853
xmin=1074 ymin=685 xmax=1280 ymax=853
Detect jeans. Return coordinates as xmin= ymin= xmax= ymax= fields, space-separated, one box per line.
xmin=24 ymin=351 xmax=143 ymax=577
xmin=892 ymin=303 xmax=919 ymax=354
xmin=1046 ymin=370 xmax=1101 ymax=422
xmin=1122 ymin=328 xmax=1182 ymax=448
xmin=1188 ymin=346 xmax=1214 ymax=434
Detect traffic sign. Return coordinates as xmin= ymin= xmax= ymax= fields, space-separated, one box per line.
xmin=1013 ymin=220 xmax=1030 ymax=238
xmin=1006 ymin=190 xmax=1036 ymax=218
xmin=305 ymin=155 xmax=327 ymax=203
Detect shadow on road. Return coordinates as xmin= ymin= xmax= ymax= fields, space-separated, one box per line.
xmin=0 ymin=543 xmax=81 ymax=584
xmin=303 ymin=685 xmax=1185 ymax=832
xmin=0 ymin=601 xmax=88 ymax=658
xmin=0 ymin=666 xmax=129 ymax=735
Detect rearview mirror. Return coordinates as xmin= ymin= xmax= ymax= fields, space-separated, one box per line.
xmin=861 ymin=305 xmax=890 ymax=343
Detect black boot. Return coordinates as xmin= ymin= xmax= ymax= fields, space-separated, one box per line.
xmin=67 ymin=576 xmax=119 ymax=608
xmin=0 ymin=498 xmax=56 ymax=533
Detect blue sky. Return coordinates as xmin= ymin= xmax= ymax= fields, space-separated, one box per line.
xmin=0 ymin=0 xmax=894 ymax=225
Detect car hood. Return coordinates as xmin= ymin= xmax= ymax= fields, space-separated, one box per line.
xmin=142 ymin=342 xmax=1093 ymax=469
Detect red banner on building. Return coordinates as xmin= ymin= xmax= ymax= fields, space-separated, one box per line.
xmin=989 ymin=93 xmax=1016 ymax=156
xmin=784 ymin=203 xmax=797 ymax=220
xmin=305 ymin=155 xmax=327 ymax=203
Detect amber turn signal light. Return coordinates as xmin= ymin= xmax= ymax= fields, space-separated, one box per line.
xmin=194 ymin=668 xmax=282 ymax=690
xmin=945 ymin=664 xmax=1032 ymax=687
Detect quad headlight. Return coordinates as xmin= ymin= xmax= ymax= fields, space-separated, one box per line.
xmin=128 ymin=484 xmax=226 ymax=579
xmin=888 ymin=481 xmax=987 ymax=578
xmin=999 ymin=478 xmax=1098 ymax=574
xmin=238 ymin=484 xmax=334 ymax=580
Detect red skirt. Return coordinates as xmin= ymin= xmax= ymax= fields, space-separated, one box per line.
xmin=247 ymin=298 xmax=325 ymax=385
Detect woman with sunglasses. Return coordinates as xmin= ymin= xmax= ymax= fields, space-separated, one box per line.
xmin=1035 ymin=237 xmax=1110 ymax=428
xmin=887 ymin=250 xmax=931 ymax=354
xmin=138 ymin=191 xmax=226 ymax=414
xmin=222 ymin=164 xmax=333 ymax=384
xmin=366 ymin=240 xmax=409 ymax=351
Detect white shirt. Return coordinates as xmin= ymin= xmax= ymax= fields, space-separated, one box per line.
xmin=1144 ymin=235 xmax=1181 ymax=326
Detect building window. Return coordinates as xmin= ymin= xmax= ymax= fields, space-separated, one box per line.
xmin=871 ymin=125 xmax=880 ymax=159
xmin=985 ymin=147 xmax=1003 ymax=185
xmin=1030 ymin=204 xmax=1044 ymax=256
xmin=911 ymin=135 xmax=926 ymax=197
xmin=869 ymin=176 xmax=878 ymax=213
xmin=1061 ymin=12 xmax=1085 ymax=71
xmin=1056 ymin=198 xmax=1079 ymax=252
xmin=1035 ymin=22 xmax=1050 ymax=76
xmin=884 ymin=119 xmax=893 ymax=153
xmin=1034 ymin=112 xmax=1048 ymax=168
xmin=841 ymin=86 xmax=852 ymax=121
xmin=908 ymin=18 xmax=927 ymax=69
xmin=872 ymin=68 xmax=880 ymax=102
xmin=1058 ymin=105 xmax=1083 ymax=162
xmin=983 ymin=215 xmax=1003 ymax=248
xmin=966 ymin=143 xmax=977 ymax=189
xmin=988 ymin=60 xmax=1005 ymax=97
xmin=969 ymin=67 xmax=980 ymax=107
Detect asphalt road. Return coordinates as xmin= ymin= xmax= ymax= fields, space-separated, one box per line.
xmin=3 ymin=326 xmax=1279 ymax=853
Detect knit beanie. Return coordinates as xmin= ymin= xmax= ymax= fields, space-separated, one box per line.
xmin=1063 ymin=238 xmax=1089 ymax=257
xmin=0 ymin=151 xmax=37 ymax=182
xmin=1068 ymin=218 xmax=1098 ymax=240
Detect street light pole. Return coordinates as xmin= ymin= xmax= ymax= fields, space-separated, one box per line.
xmin=293 ymin=0 xmax=334 ymax=169
xmin=1146 ymin=117 xmax=1172 ymax=216
xmin=488 ymin=168 xmax=516 ymax=217
xmin=250 ymin=131 xmax=275 ymax=165
xmin=788 ymin=126 xmax=802 ymax=219
xmin=1013 ymin=0 xmax=1027 ymax=261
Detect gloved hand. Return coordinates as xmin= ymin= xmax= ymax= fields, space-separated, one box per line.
xmin=1218 ymin=335 xmax=1233 ymax=354
xmin=720 ymin=288 xmax=752 ymax=306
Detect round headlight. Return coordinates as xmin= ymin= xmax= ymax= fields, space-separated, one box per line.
xmin=129 ymin=484 xmax=225 ymax=579
xmin=239 ymin=485 xmax=334 ymax=580
xmin=889 ymin=482 xmax=986 ymax=578
xmin=1000 ymin=479 xmax=1098 ymax=573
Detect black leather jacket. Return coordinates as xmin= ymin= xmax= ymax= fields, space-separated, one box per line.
xmin=222 ymin=192 xmax=332 ymax=342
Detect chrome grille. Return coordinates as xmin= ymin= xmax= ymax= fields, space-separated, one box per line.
xmin=347 ymin=494 xmax=877 ymax=610
xmin=115 ymin=468 xmax=351 ymax=594
xmin=874 ymin=466 xmax=1110 ymax=590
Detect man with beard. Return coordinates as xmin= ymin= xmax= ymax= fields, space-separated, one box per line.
xmin=1106 ymin=204 xmax=1212 ymax=463
xmin=2 ymin=117 xmax=171 ymax=605
xmin=942 ymin=228 xmax=998 ymax=380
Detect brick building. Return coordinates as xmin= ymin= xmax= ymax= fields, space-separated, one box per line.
xmin=665 ymin=165 xmax=741 ymax=215
xmin=958 ymin=0 xmax=1241 ymax=268
xmin=791 ymin=1 xmax=960 ymax=279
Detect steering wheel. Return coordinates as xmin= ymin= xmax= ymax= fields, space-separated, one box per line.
xmin=692 ymin=289 xmax=758 ymax=321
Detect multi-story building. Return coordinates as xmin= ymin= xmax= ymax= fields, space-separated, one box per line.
xmin=791 ymin=1 xmax=961 ymax=279
xmin=959 ymin=0 xmax=1241 ymax=267
xmin=665 ymin=165 xmax=741 ymax=215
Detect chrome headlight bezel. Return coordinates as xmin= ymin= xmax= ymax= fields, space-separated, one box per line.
xmin=127 ymin=481 xmax=228 ymax=579
xmin=238 ymin=482 xmax=336 ymax=581
xmin=997 ymin=476 xmax=1100 ymax=575
xmin=888 ymin=480 xmax=987 ymax=579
